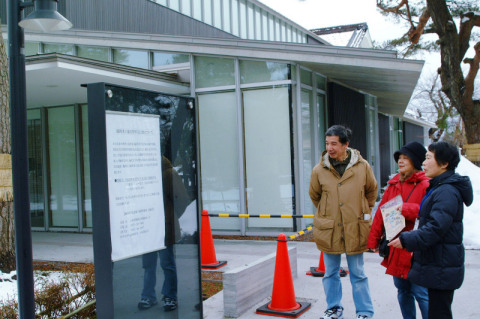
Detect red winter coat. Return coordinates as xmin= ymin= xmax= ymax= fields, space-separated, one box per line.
xmin=367 ymin=171 xmax=429 ymax=278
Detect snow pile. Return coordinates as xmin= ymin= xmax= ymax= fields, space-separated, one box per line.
xmin=457 ymin=155 xmax=480 ymax=249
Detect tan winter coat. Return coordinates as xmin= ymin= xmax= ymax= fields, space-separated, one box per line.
xmin=309 ymin=148 xmax=378 ymax=255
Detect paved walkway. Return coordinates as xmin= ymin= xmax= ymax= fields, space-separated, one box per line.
xmin=32 ymin=232 xmax=480 ymax=318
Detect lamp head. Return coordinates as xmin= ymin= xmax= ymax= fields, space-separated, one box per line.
xmin=18 ymin=0 xmax=72 ymax=32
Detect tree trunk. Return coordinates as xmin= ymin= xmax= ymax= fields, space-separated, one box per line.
xmin=427 ymin=0 xmax=480 ymax=145
xmin=0 ymin=21 xmax=16 ymax=273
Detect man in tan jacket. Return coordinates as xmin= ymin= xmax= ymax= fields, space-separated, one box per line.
xmin=309 ymin=125 xmax=377 ymax=319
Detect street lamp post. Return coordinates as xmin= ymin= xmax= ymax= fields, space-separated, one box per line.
xmin=6 ymin=1 xmax=72 ymax=317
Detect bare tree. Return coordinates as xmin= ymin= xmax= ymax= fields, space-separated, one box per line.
xmin=410 ymin=72 xmax=466 ymax=145
xmin=376 ymin=0 xmax=480 ymax=148
xmin=0 ymin=21 xmax=16 ymax=273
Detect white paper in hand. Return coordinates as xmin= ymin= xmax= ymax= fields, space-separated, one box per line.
xmin=380 ymin=194 xmax=405 ymax=240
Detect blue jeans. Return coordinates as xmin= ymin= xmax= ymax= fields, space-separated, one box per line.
xmin=393 ymin=276 xmax=428 ymax=319
xmin=323 ymin=252 xmax=374 ymax=317
xmin=141 ymin=245 xmax=177 ymax=301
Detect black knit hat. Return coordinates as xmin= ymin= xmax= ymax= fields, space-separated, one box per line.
xmin=394 ymin=141 xmax=427 ymax=171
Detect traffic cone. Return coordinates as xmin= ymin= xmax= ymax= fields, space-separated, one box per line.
xmin=200 ymin=210 xmax=227 ymax=269
xmin=256 ymin=233 xmax=311 ymax=318
xmin=306 ymin=251 xmax=348 ymax=277
xmin=307 ymin=251 xmax=325 ymax=277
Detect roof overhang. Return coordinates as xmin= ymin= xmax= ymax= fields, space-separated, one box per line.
xmin=25 ymin=53 xmax=189 ymax=108
xmin=20 ymin=30 xmax=424 ymax=116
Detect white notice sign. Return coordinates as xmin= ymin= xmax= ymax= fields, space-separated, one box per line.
xmin=106 ymin=111 xmax=165 ymax=262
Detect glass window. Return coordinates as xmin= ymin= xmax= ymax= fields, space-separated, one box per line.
xmin=47 ymin=106 xmax=78 ymax=227
xmin=247 ymin=3 xmax=254 ymax=39
xmin=300 ymin=68 xmax=312 ymax=86
xmin=255 ymin=8 xmax=261 ymax=40
xmin=25 ymin=42 xmax=40 ymax=56
xmin=194 ymin=56 xmax=235 ymax=88
xmin=239 ymin=0 xmax=247 ymax=38
xmin=232 ymin=0 xmax=239 ymax=36
xmin=222 ymin=0 xmax=231 ymax=32
xmin=193 ymin=0 xmax=202 ymax=20
xmin=153 ymin=52 xmax=189 ymax=66
xmin=170 ymin=0 xmax=180 ymax=11
xmin=301 ymin=89 xmax=315 ymax=219
xmin=180 ymin=0 xmax=191 ymax=15
xmin=291 ymin=64 xmax=297 ymax=81
xmin=243 ymin=87 xmax=293 ymax=230
xmin=43 ymin=43 xmax=74 ymax=55
xmin=213 ymin=0 xmax=222 ymax=28
xmin=77 ymin=45 xmax=109 ymax=62
xmin=316 ymin=74 xmax=326 ymax=91
xmin=204 ymin=0 xmax=212 ymax=24
xmin=198 ymin=92 xmax=241 ymax=230
xmin=113 ymin=48 xmax=148 ymax=69
xmin=27 ymin=109 xmax=44 ymax=228
xmin=81 ymin=105 xmax=92 ymax=228
xmin=316 ymin=93 xmax=326 ymax=156
xmin=155 ymin=0 xmax=167 ymax=5
xmin=239 ymin=60 xmax=289 ymax=84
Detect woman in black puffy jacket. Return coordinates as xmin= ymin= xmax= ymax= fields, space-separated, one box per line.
xmin=389 ymin=141 xmax=473 ymax=319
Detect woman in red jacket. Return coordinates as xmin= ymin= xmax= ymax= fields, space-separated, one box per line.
xmin=367 ymin=141 xmax=429 ymax=319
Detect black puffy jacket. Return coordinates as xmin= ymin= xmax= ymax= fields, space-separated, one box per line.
xmin=400 ymin=170 xmax=473 ymax=290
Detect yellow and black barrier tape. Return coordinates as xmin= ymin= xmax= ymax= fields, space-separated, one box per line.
xmin=209 ymin=213 xmax=315 ymax=219
xmin=287 ymin=224 xmax=314 ymax=241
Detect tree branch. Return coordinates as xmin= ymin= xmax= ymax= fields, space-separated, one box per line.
xmin=463 ymin=41 xmax=480 ymax=110
xmin=409 ymin=9 xmax=431 ymax=44
xmin=458 ymin=12 xmax=480 ymax=60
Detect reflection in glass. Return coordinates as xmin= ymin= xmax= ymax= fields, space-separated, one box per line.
xmin=239 ymin=60 xmax=289 ymax=84
xmin=48 ymin=106 xmax=78 ymax=227
xmin=81 ymin=105 xmax=92 ymax=228
xmin=25 ymin=42 xmax=40 ymax=56
xmin=27 ymin=109 xmax=44 ymax=227
xmin=301 ymin=69 xmax=312 ymax=86
xmin=101 ymin=85 xmax=200 ymax=318
xmin=153 ymin=52 xmax=189 ymax=66
xmin=43 ymin=43 xmax=74 ymax=55
xmin=77 ymin=46 xmax=109 ymax=62
xmin=194 ymin=56 xmax=235 ymax=88
xmin=113 ymin=49 xmax=149 ymax=69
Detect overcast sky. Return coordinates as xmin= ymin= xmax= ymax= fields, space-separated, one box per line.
xmin=257 ymin=0 xmax=408 ymax=43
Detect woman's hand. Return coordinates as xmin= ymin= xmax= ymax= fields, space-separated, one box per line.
xmin=388 ymin=238 xmax=403 ymax=249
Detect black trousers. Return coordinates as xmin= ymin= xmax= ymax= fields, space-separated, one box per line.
xmin=428 ymin=288 xmax=454 ymax=319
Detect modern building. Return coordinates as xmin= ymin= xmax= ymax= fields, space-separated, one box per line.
xmin=1 ymin=0 xmax=427 ymax=235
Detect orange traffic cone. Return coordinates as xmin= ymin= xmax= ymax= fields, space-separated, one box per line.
xmin=256 ymin=233 xmax=311 ymax=318
xmin=306 ymin=251 xmax=348 ymax=277
xmin=307 ymin=251 xmax=325 ymax=277
xmin=200 ymin=210 xmax=227 ymax=269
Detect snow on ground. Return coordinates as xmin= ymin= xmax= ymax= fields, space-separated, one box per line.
xmin=0 ymin=270 xmax=66 ymax=303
